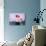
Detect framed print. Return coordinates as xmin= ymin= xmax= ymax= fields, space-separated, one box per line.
xmin=9 ymin=13 xmax=25 ymax=25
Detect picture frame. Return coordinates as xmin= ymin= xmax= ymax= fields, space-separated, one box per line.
xmin=9 ymin=13 xmax=26 ymax=25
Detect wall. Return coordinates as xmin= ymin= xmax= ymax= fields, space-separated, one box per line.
xmin=4 ymin=0 xmax=40 ymax=42
xmin=40 ymin=0 xmax=46 ymax=27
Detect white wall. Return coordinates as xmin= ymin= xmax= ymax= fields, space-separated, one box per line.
xmin=40 ymin=0 xmax=46 ymax=27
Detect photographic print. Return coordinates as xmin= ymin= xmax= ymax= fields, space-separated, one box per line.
xmin=9 ymin=13 xmax=25 ymax=25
